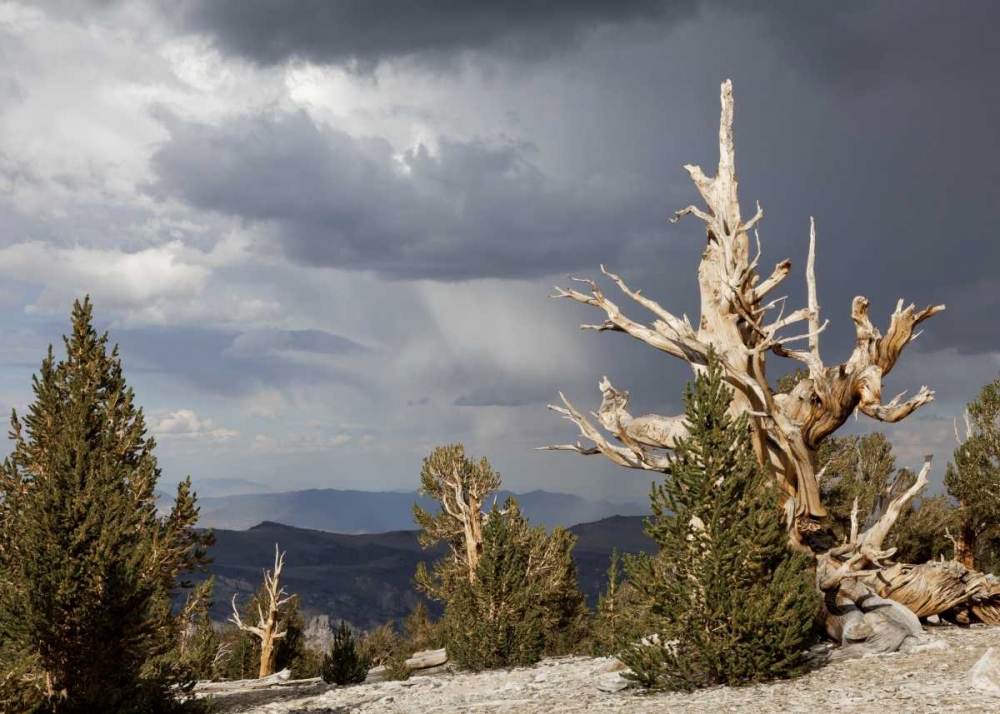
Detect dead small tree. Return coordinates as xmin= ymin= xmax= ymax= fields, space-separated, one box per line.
xmin=229 ymin=544 xmax=294 ymax=679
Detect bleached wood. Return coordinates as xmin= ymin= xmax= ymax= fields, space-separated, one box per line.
xmin=546 ymin=79 xmax=943 ymax=541
xmin=230 ymin=544 xmax=294 ymax=678
xmin=540 ymin=79 xmax=1000 ymax=656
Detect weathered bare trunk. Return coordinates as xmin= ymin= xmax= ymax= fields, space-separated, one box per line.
xmin=543 ymin=80 xmax=942 ymax=549
xmin=951 ymin=506 xmax=977 ymax=569
xmin=542 ymin=80 xmax=1000 ymax=655
xmin=257 ymin=609 xmax=280 ymax=679
xmin=230 ymin=545 xmax=294 ymax=679
xmin=464 ymin=492 xmax=484 ymax=581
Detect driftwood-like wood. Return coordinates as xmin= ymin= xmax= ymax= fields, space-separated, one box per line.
xmin=543 ymin=80 xmax=943 ymax=547
xmin=230 ymin=544 xmax=295 ymax=679
xmin=816 ymin=456 xmax=1000 ymax=655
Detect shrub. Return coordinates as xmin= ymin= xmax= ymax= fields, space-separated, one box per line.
xmin=383 ymin=652 xmax=413 ymax=681
xmin=621 ymin=351 xmax=820 ymax=690
xmin=401 ymin=600 xmax=443 ymax=655
xmin=357 ymin=622 xmax=401 ymax=669
xmin=589 ymin=549 xmax=642 ymax=657
xmin=443 ymin=501 xmax=547 ymax=671
xmin=321 ymin=621 xmax=369 ymax=685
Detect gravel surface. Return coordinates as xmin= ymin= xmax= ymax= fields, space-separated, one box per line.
xmin=206 ymin=625 xmax=1000 ymax=713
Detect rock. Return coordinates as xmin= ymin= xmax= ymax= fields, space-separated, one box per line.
xmin=189 ymin=628 xmax=1000 ymax=713
xmin=364 ymin=665 xmax=387 ymax=684
xmin=969 ymin=647 xmax=1000 ymax=696
xmin=596 ymin=672 xmax=633 ymax=693
xmin=902 ymin=636 xmax=951 ymax=655
xmin=592 ymin=657 xmax=628 ymax=674
xmin=406 ymin=648 xmax=448 ymax=669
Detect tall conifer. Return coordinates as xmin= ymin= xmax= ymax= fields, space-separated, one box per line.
xmin=0 ymin=298 xmax=212 ymax=712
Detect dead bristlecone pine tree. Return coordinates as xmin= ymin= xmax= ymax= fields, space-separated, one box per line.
xmin=543 ymin=79 xmax=1000 ymax=658
xmin=230 ymin=544 xmax=294 ymax=679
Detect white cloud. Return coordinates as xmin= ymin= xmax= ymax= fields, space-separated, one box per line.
xmin=0 ymin=241 xmax=211 ymax=324
xmin=248 ymin=429 xmax=369 ymax=455
xmin=153 ymin=409 xmax=239 ymax=441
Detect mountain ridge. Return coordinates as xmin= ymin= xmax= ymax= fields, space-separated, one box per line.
xmin=198 ymin=515 xmax=653 ymax=629
xmin=185 ymin=487 xmax=645 ymax=533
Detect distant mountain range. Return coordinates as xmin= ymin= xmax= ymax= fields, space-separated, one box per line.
xmin=199 ymin=515 xmax=654 ymax=630
xmin=183 ymin=488 xmax=646 ymax=533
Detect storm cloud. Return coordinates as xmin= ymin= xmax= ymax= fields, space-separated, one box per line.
xmin=161 ymin=0 xmax=699 ymax=70
xmin=1 ymin=1 xmax=998 ymax=499
xmin=147 ymin=109 xmax=666 ymax=280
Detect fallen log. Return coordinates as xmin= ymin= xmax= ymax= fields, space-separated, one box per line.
xmin=365 ymin=648 xmax=450 ymax=684
xmin=405 ymin=648 xmax=448 ymax=669
xmin=193 ymin=668 xmax=294 ymax=693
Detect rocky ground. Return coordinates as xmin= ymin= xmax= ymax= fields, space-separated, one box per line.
xmin=204 ymin=625 xmax=1000 ymax=713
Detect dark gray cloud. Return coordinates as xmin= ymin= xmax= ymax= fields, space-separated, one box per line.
xmin=161 ymin=0 xmax=698 ymax=70
xmin=115 ymin=326 xmax=375 ymax=397
xmin=142 ymin=0 xmax=1000 ymax=356
xmin=454 ymin=382 xmax=546 ymax=408
xmin=154 ymin=0 xmax=997 ymax=93
xmin=147 ymin=109 xmax=667 ymax=280
xmin=222 ymin=329 xmax=367 ymax=359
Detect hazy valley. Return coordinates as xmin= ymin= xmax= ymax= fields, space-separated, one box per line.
xmin=199 ymin=513 xmax=654 ymax=630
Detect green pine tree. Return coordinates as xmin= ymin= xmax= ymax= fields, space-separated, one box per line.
xmin=412 ymin=446 xmax=587 ymax=667
xmin=0 ymin=297 xmax=213 ymax=712
xmin=945 ymin=378 xmax=1000 ymax=570
xmin=320 ymin=621 xmax=369 ymax=685
xmin=444 ymin=500 xmax=547 ymax=671
xmin=622 ymin=351 xmax=820 ymax=691
xmin=400 ymin=600 xmax=442 ymax=655
xmin=413 ymin=444 xmax=501 ymax=602
xmin=175 ymin=578 xmax=220 ymax=682
xmin=590 ymin=549 xmax=640 ymax=657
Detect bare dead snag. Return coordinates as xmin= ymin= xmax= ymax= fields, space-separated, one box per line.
xmin=540 ymin=78 xmax=1000 ymax=656
xmin=542 ymin=80 xmax=943 ymax=548
xmin=230 ymin=544 xmax=295 ymax=678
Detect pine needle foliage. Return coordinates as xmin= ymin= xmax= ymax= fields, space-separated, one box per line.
xmin=320 ymin=621 xmax=369 ymax=685
xmin=0 ymin=298 xmax=213 ymax=713
xmin=400 ymin=600 xmax=443 ymax=655
xmin=946 ymin=378 xmax=1000 ymax=569
xmin=179 ymin=579 xmax=222 ymax=682
xmin=589 ymin=549 xmax=641 ymax=657
xmin=412 ymin=446 xmax=586 ymax=667
xmin=443 ymin=501 xmax=547 ymax=671
xmin=622 ymin=351 xmax=819 ymax=691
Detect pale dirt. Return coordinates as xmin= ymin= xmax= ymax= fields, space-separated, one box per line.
xmin=204 ymin=625 xmax=1000 ymax=713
